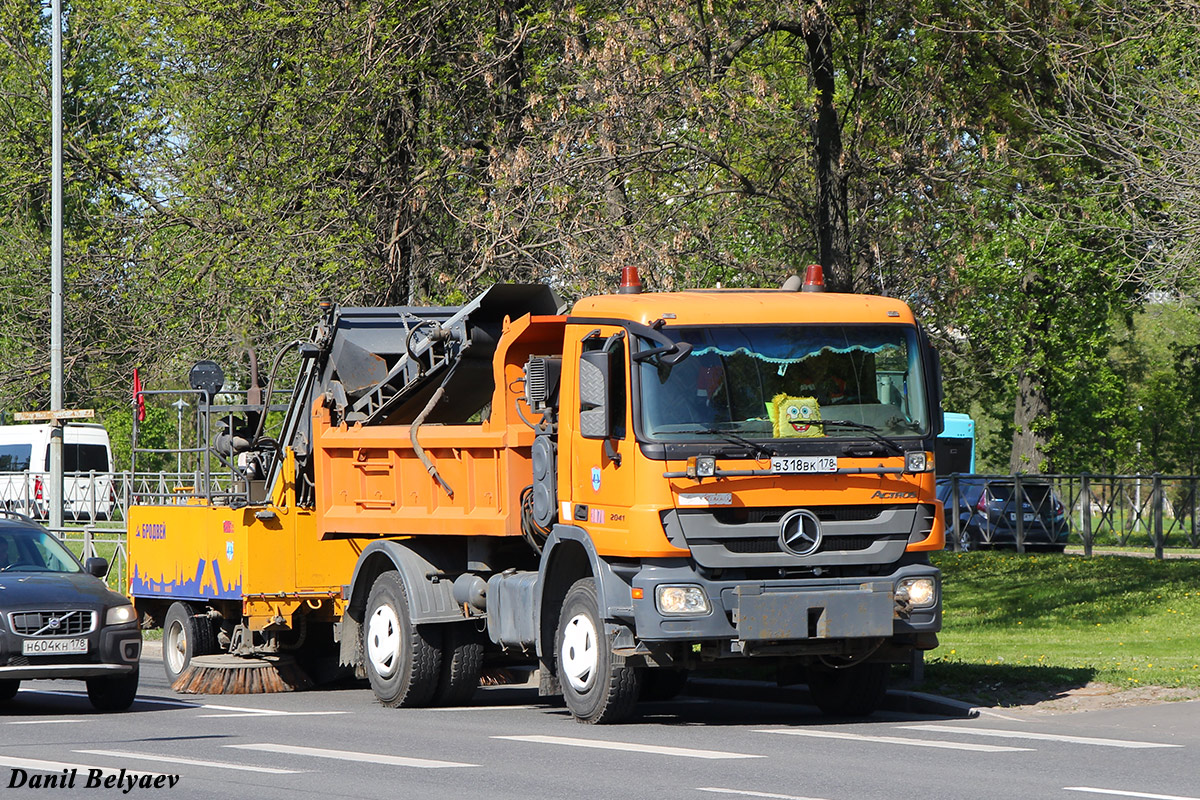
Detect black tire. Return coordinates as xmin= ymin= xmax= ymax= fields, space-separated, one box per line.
xmin=433 ymin=623 xmax=484 ymax=706
xmin=87 ymin=670 xmax=139 ymax=712
xmin=639 ymin=668 xmax=690 ymax=702
xmin=807 ymin=661 xmax=889 ymax=717
xmin=0 ymin=680 xmax=19 ymax=701
xmin=556 ymin=578 xmax=641 ymax=724
xmin=162 ymin=602 xmax=218 ymax=684
xmin=363 ymin=571 xmax=443 ymax=707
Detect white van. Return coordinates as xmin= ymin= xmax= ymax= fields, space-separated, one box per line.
xmin=0 ymin=423 xmax=115 ymax=521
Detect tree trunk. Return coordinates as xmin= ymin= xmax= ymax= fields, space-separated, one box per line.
xmin=803 ymin=10 xmax=852 ymax=293
xmin=1010 ymin=366 xmax=1050 ymax=473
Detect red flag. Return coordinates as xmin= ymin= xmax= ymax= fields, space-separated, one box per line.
xmin=133 ymin=369 xmax=146 ymax=422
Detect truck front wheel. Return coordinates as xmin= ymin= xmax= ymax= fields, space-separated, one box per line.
xmin=364 ymin=572 xmax=442 ymax=707
xmin=807 ymin=661 xmax=889 ymax=717
xmin=556 ymin=578 xmax=640 ymax=724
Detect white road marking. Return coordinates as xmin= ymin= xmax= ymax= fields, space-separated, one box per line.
xmin=225 ymin=743 xmax=477 ymax=769
xmin=0 ymin=754 xmax=168 ymax=779
xmin=199 ymin=711 xmax=347 ymax=718
xmin=495 ymin=734 xmax=762 ymax=760
xmin=5 ymin=719 xmax=85 ymax=725
xmin=755 ymin=728 xmax=1032 ymax=752
xmin=699 ymin=788 xmax=834 ymax=800
xmin=900 ymin=724 xmax=1181 ymax=749
xmin=75 ymin=750 xmax=304 ymax=775
xmin=195 ymin=702 xmax=347 ymax=717
xmin=1065 ymin=788 xmax=1200 ymax=800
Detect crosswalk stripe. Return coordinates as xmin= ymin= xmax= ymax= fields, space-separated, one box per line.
xmin=225 ymin=743 xmax=476 ymax=768
xmin=900 ymin=725 xmax=1181 ymax=749
xmin=75 ymin=750 xmax=305 ymax=775
xmin=1065 ymin=787 xmax=1200 ymax=800
xmin=755 ymin=728 xmax=1032 ymax=752
xmin=494 ymin=734 xmax=762 ymax=760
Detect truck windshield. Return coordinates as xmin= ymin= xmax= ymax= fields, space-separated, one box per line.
xmin=637 ymin=324 xmax=930 ymax=443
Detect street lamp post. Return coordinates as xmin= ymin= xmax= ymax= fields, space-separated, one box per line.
xmin=48 ymin=0 xmax=64 ymax=532
xmin=171 ymin=399 xmax=190 ymax=474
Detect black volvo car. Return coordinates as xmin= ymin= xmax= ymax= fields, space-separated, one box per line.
xmin=0 ymin=511 xmax=141 ymax=710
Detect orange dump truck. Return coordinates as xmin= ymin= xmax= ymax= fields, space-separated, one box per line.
xmin=127 ymin=270 xmax=945 ymax=722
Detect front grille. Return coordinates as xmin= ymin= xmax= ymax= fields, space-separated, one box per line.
xmin=8 ymin=610 xmax=96 ymax=637
xmin=711 ymin=506 xmax=885 ymax=525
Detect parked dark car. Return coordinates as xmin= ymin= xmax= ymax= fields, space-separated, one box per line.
xmin=936 ymin=477 xmax=1071 ymax=552
xmin=0 ymin=511 xmax=141 ymax=710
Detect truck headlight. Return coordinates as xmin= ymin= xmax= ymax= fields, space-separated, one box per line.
xmin=896 ymin=577 xmax=937 ymax=608
xmin=905 ymin=451 xmax=932 ymax=472
xmin=655 ymin=585 xmax=711 ymax=615
xmin=106 ymin=604 xmax=137 ymax=626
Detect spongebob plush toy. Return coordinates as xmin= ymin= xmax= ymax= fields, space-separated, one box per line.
xmin=767 ymin=394 xmax=822 ymax=438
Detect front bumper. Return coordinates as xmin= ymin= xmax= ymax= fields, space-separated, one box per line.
xmin=630 ymin=561 xmax=940 ymax=644
xmin=0 ymin=624 xmax=142 ymax=680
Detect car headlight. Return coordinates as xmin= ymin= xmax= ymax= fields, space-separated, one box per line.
xmin=896 ymin=577 xmax=938 ymax=609
xmin=655 ymin=585 xmax=711 ymax=615
xmin=105 ymin=604 xmax=137 ymax=626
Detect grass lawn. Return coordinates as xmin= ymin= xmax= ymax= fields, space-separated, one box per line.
xmin=920 ymin=551 xmax=1200 ymax=705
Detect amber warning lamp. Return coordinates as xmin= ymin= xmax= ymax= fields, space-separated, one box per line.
xmin=619 ymin=266 xmax=643 ymax=294
xmin=802 ymin=264 xmax=825 ymax=292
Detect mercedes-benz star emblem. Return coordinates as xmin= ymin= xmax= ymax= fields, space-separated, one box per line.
xmin=779 ymin=509 xmax=822 ymax=556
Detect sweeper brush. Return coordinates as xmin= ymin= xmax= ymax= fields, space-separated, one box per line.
xmin=171 ymin=655 xmax=314 ymax=694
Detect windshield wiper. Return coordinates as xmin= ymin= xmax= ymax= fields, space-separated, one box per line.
xmin=677 ymin=426 xmax=776 ymax=458
xmin=810 ymin=419 xmax=905 ymax=456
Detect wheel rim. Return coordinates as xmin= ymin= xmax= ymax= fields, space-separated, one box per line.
xmin=366 ymin=604 xmax=402 ymax=679
xmin=559 ymin=612 xmax=598 ymax=693
xmin=959 ymin=529 xmax=973 ymax=551
xmin=164 ymin=619 xmax=187 ymax=674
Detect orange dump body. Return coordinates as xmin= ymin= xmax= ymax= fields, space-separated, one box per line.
xmin=312 ymin=313 xmax=567 ymax=541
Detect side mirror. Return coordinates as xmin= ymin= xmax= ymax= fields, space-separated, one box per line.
xmin=578 ymin=350 xmax=614 ymax=440
xmin=920 ymin=326 xmax=945 ymax=436
xmin=85 ymin=557 xmax=109 ymax=578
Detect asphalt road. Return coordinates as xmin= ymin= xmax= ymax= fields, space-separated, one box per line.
xmin=1 ymin=647 xmax=1197 ymax=800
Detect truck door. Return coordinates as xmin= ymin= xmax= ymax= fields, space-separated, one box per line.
xmin=569 ymin=326 xmax=637 ymax=555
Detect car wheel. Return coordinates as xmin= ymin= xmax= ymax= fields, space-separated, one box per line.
xmin=556 ymin=578 xmax=641 ymax=724
xmin=163 ymin=602 xmax=218 ymax=684
xmin=0 ymin=680 xmax=19 ymax=701
xmin=807 ymin=662 xmax=889 ymax=717
xmin=86 ymin=670 xmax=139 ymax=712
xmin=363 ymin=571 xmax=442 ymax=707
xmin=958 ymin=528 xmax=978 ymax=552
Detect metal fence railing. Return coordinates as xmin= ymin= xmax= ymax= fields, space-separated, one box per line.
xmin=940 ymin=473 xmax=1200 ymax=557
